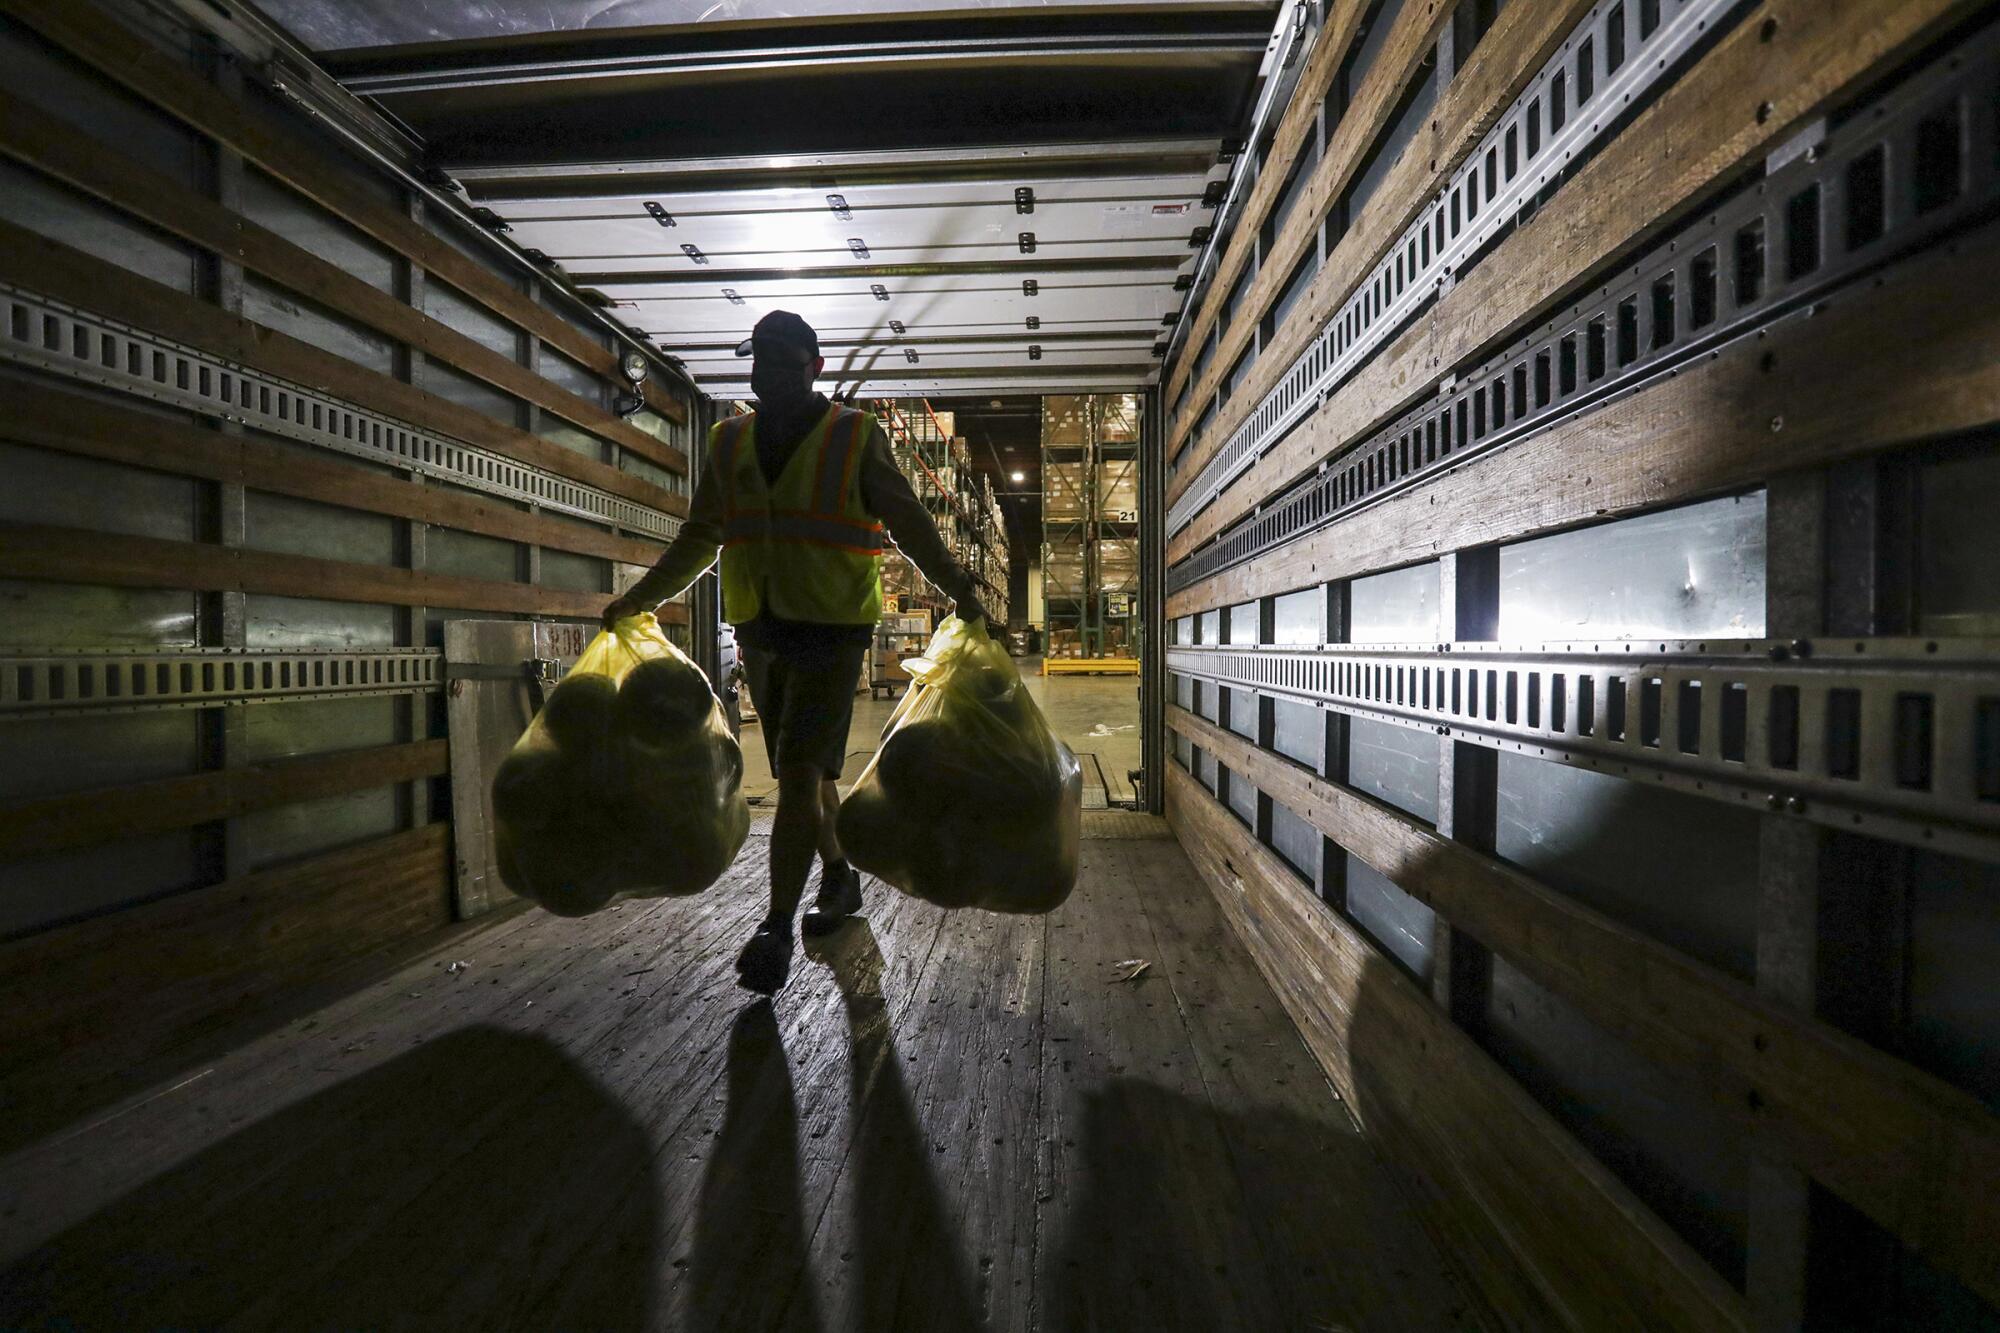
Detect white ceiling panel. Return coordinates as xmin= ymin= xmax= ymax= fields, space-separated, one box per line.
xmin=678 ymin=341 xmax=1151 ymax=375
xmin=512 ymin=199 xmax=1201 ymax=270
xmin=260 ymin=0 xmax=1271 ymax=52
xmin=609 ymin=279 xmax=1176 ymax=341
xmin=490 ymin=174 xmax=1217 ymax=218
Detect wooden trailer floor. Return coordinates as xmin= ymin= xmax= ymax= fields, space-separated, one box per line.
xmin=0 ymin=816 xmax=1478 ymax=1332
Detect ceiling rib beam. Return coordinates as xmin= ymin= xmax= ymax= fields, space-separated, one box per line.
xmin=339 ymin=32 xmax=1267 ymax=96
xmin=453 ymin=139 xmax=1225 ymax=200
xmin=574 ymin=255 xmax=1184 ymax=285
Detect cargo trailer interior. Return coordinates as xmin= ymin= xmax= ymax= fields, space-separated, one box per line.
xmin=2 ymin=0 xmax=1998 ymax=1328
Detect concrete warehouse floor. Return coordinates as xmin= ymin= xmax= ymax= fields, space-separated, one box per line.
xmin=739 ymin=659 xmax=1144 ymax=809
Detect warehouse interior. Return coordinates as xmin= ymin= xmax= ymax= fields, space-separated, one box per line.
xmin=3 ymin=0 xmax=1999 ymax=1328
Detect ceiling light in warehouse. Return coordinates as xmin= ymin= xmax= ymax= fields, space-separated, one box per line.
xmin=1011 ymin=471 xmax=1026 ymax=483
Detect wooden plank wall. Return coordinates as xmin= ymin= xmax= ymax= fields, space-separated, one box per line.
xmin=1157 ymin=0 xmax=2000 ymax=1328
xmin=0 ymin=0 xmax=699 ymax=1142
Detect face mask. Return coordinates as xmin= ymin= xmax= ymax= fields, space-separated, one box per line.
xmin=750 ymin=353 xmax=814 ymax=411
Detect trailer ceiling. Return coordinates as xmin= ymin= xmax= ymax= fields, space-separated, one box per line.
xmin=255 ymin=0 xmax=1280 ymax=397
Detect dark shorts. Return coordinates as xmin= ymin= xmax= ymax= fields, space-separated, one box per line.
xmin=741 ymin=640 xmax=867 ymax=780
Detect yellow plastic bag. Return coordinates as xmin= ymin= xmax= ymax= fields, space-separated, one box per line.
xmin=837 ymin=616 xmax=1081 ymax=913
xmin=491 ymin=613 xmax=749 ymax=916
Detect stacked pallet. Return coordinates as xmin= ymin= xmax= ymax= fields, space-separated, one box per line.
xmin=1041 ymin=394 xmax=1139 ymax=659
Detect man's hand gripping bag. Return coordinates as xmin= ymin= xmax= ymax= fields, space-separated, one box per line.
xmin=491 ymin=613 xmax=749 ymax=916
xmin=836 ymin=617 xmax=1081 ymax=912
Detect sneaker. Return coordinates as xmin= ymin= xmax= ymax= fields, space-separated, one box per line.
xmin=802 ymin=862 xmax=863 ymax=938
xmin=735 ymin=920 xmax=794 ymax=995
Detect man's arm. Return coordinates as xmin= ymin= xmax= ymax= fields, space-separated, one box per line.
xmin=603 ymin=466 xmax=723 ymax=624
xmin=857 ymin=424 xmax=990 ymax=621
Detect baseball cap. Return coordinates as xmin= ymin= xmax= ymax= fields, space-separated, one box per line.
xmin=735 ymin=310 xmax=820 ymax=359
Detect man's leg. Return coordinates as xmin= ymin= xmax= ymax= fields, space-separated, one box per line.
xmin=735 ymin=646 xmax=801 ymax=995
xmin=800 ymin=645 xmax=867 ymax=936
xmin=736 ymin=761 xmax=818 ymax=994
xmin=802 ymin=775 xmax=862 ymax=935
xmin=817 ymin=777 xmax=844 ymax=865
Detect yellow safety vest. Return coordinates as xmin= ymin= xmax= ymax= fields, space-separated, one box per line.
xmin=715 ymin=404 xmax=885 ymax=626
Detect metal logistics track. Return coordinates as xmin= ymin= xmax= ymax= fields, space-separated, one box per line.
xmin=0 ymin=648 xmax=443 ymax=718
xmin=0 ymin=284 xmax=683 ymax=543
xmin=1168 ymin=636 xmax=2000 ymax=864
xmin=1166 ymin=0 xmax=1745 ymax=537
xmin=1169 ymin=19 xmax=2000 ymax=595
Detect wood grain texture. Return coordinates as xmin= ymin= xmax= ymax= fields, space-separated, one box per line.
xmin=2 ymin=380 xmax=666 ymax=567
xmin=0 ymin=825 xmax=457 ymax=1152
xmin=0 ymin=522 xmax=684 ymax=624
xmin=1168 ymin=211 xmax=2000 ymax=617
xmin=0 ymin=825 xmax=449 ymax=1062
xmin=1168 ymin=0 xmax=1981 ymax=557
xmin=0 ymin=0 xmax=687 ymax=425
xmin=1167 ymin=0 xmax=1595 ymax=492
xmin=1163 ymin=0 xmax=1372 ymax=409
xmin=1165 ymin=0 xmax=1454 ymax=459
xmin=0 ymin=832 xmax=1486 ymax=1329
xmin=1166 ymin=760 xmax=1751 ymax=1331
xmin=1171 ymin=707 xmax=2000 ymax=1307
xmin=0 ymin=89 xmax=686 ymax=473
xmin=0 ymin=219 xmax=688 ymax=517
xmin=0 ymin=739 xmax=446 ymax=858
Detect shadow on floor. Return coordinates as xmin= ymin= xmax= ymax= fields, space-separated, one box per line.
xmin=689 ymin=1003 xmax=823 ymax=1332
xmin=1045 ymin=1074 xmax=1475 ymax=1333
xmin=799 ymin=920 xmax=983 ymax=1328
xmin=0 ymin=1027 xmax=660 ymax=1331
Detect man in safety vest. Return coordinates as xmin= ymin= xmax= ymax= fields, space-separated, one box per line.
xmin=605 ymin=311 xmax=991 ymax=994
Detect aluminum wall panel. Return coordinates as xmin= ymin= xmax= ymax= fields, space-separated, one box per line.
xmin=1479 ymin=953 xmax=1750 ymax=1287
xmin=1225 ymin=768 xmax=1257 ymax=826
xmin=427 ymin=282 xmax=521 ymax=360
xmin=1495 ymin=752 xmax=1759 ymax=980
xmin=237 ymin=786 xmax=399 ymax=872
xmin=1907 ymin=851 xmax=2000 ymax=1114
xmin=1273 ymin=588 xmax=1321 ymax=644
xmin=0 ymin=710 xmax=198 ymax=802
xmin=0 ymin=581 xmax=197 ymax=649
xmin=1270 ymin=799 xmax=1320 ymax=884
xmin=1347 ymin=714 xmax=1438 ymax=823
xmin=1228 ymin=600 xmax=1259 ymax=646
xmin=427 ymin=358 xmax=523 ymax=428
xmin=240 ymin=695 xmax=399 ymax=762
xmin=0 ymin=834 xmax=202 ymax=938
xmin=541 ymin=548 xmax=608 ymax=594
xmin=241 ymin=274 xmax=396 ymax=375
xmin=1227 ymin=686 xmax=1258 ymax=739
xmin=243 ymin=491 xmax=398 ymax=566
xmin=1346 ymin=854 xmax=1435 ymax=981
xmin=1350 ymin=560 xmax=1439 ymax=642
xmin=538 ymin=345 xmax=605 ymax=404
xmin=0 ymin=162 xmax=197 ymax=294
xmin=426 ymin=527 xmax=522 ymax=583
xmin=240 ymin=166 xmax=397 ymax=295
xmin=0 ymin=26 xmax=200 ymax=184
xmin=0 ymin=440 xmax=197 ymax=543
xmin=244 ymin=595 xmax=397 ymax=650
xmin=1920 ymin=446 xmax=2000 ymax=638
xmin=1271 ymin=696 xmax=1320 ymax=770
xmin=620 ymin=451 xmax=678 ymax=489
xmin=1499 ymin=493 xmax=1767 ymax=642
